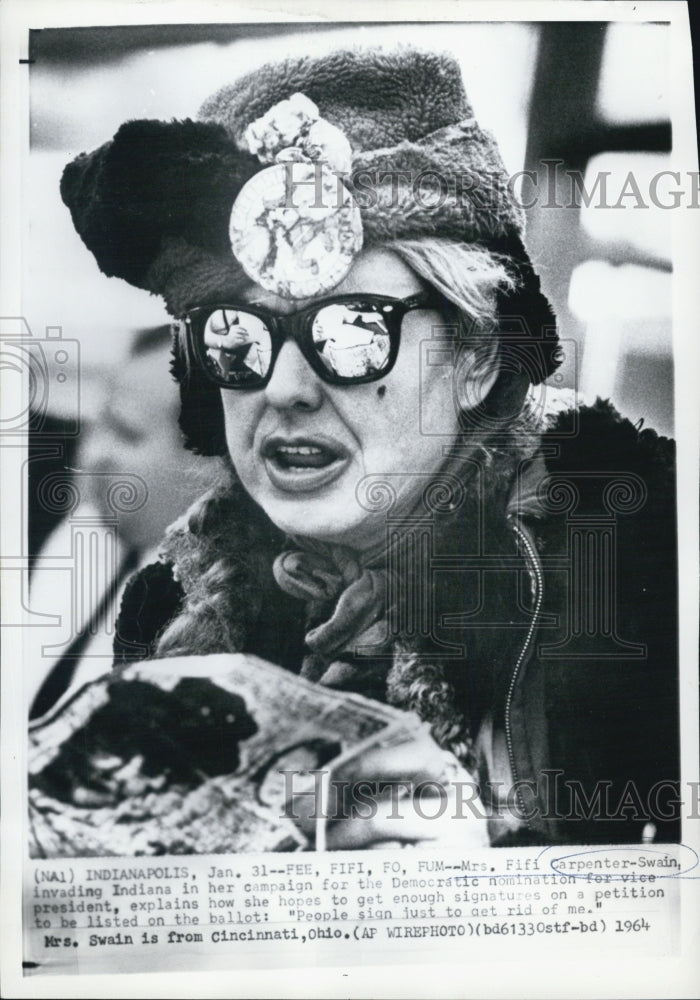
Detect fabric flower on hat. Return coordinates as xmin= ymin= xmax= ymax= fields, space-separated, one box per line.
xmin=301 ymin=118 xmax=352 ymax=175
xmin=243 ymin=92 xmax=352 ymax=175
xmin=244 ymin=92 xmax=317 ymax=163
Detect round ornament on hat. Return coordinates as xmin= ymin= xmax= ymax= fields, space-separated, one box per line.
xmin=229 ymin=160 xmax=362 ymax=299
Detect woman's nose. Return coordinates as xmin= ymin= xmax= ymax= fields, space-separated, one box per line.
xmin=264 ymin=339 xmax=324 ymax=411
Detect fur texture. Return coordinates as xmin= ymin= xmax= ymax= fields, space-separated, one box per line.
xmin=60 ymin=47 xmax=559 ymax=379
xmin=113 ymin=400 xmax=680 ymax=843
xmin=200 ymin=48 xmax=474 ymax=150
xmin=60 ymin=120 xmax=259 ymax=290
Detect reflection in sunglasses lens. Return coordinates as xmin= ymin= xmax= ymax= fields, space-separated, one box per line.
xmin=203 ymin=310 xmax=273 ymax=383
xmin=312 ymin=304 xmax=391 ymax=378
xmin=197 ymin=300 xmax=396 ymax=385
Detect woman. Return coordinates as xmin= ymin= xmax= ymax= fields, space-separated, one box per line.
xmin=56 ymin=47 xmax=678 ymax=849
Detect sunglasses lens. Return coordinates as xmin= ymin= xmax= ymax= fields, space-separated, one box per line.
xmin=201 ymin=309 xmax=273 ymax=385
xmin=195 ymin=298 xmax=403 ymax=387
xmin=311 ymin=301 xmax=392 ymax=379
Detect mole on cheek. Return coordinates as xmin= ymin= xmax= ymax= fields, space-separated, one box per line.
xmin=376 ymin=385 xmax=387 ymax=399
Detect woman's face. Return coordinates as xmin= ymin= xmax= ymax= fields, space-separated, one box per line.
xmin=220 ymin=248 xmax=479 ymax=549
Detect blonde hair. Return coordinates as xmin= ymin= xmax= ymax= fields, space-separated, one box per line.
xmin=389 ymin=237 xmax=516 ymax=333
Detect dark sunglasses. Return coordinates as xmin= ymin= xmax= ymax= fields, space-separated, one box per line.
xmin=183 ymin=292 xmax=437 ymax=389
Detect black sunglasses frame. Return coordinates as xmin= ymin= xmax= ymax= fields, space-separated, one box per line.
xmin=183 ymin=291 xmax=437 ymax=389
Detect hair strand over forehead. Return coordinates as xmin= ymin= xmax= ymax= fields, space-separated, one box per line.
xmin=389 ymin=237 xmax=516 ymax=332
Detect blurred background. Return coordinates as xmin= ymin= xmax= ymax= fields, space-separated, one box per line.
xmin=20 ymin=20 xmax=674 ymax=711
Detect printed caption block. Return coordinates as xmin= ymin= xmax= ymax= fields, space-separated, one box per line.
xmin=24 ymin=846 xmax=686 ymax=976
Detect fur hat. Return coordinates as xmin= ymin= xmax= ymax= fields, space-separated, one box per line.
xmin=61 ymin=47 xmax=560 ymax=451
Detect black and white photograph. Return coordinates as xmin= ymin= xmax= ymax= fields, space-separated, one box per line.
xmin=1 ymin=1 xmax=698 ymax=996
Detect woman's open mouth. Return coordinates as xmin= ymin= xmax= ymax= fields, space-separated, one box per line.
xmin=261 ymin=436 xmax=349 ymax=492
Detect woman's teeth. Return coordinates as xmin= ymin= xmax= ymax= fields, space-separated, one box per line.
xmin=278 ymin=445 xmax=322 ymax=455
xmin=275 ymin=445 xmax=335 ymax=469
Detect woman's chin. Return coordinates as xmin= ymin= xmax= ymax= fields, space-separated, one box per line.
xmin=256 ymin=470 xmax=374 ymax=547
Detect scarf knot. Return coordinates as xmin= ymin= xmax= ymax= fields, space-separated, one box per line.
xmin=273 ymin=543 xmax=391 ymax=684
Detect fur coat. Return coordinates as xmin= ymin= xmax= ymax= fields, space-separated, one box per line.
xmin=112 ymin=400 xmax=680 ymax=846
